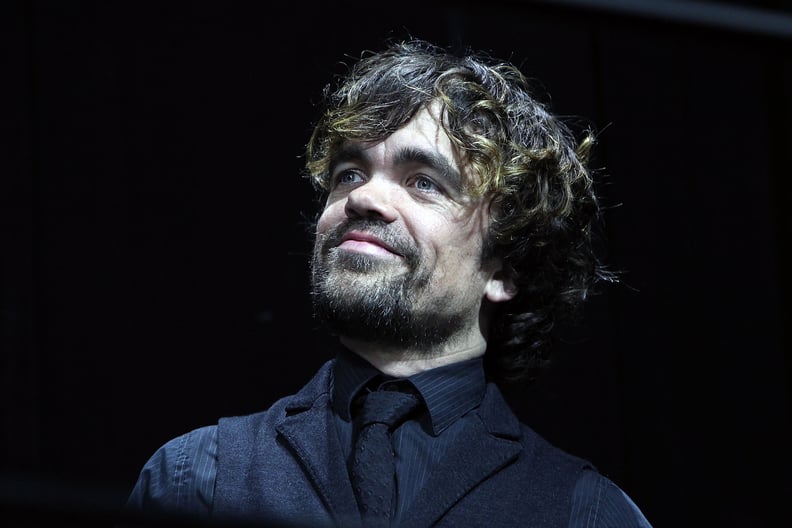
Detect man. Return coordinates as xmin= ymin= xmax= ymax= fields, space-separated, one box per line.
xmin=122 ymin=39 xmax=652 ymax=527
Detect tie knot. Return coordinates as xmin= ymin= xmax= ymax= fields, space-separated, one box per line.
xmin=355 ymin=388 xmax=420 ymax=429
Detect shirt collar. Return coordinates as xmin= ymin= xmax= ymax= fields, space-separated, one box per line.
xmin=332 ymin=346 xmax=486 ymax=436
xmin=331 ymin=346 xmax=384 ymax=422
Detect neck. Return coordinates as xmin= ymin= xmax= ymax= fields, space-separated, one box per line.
xmin=339 ymin=334 xmax=487 ymax=378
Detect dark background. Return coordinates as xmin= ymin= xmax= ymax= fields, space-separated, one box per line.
xmin=2 ymin=0 xmax=790 ymax=526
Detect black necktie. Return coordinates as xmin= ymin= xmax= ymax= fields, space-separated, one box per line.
xmin=349 ymin=387 xmax=421 ymax=527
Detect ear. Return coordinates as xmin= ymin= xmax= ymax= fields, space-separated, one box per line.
xmin=484 ymin=266 xmax=518 ymax=303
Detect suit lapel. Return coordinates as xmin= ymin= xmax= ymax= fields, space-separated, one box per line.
xmin=275 ymin=363 xmax=362 ymax=528
xmin=401 ymin=384 xmax=523 ymax=526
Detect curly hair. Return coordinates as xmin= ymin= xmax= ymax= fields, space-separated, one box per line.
xmin=304 ymin=39 xmax=615 ymax=385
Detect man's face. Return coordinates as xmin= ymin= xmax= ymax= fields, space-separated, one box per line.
xmin=311 ymin=104 xmax=512 ymax=351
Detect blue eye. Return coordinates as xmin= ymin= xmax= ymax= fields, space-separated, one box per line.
xmin=334 ymin=170 xmax=364 ymax=186
xmin=413 ymin=176 xmax=439 ymax=192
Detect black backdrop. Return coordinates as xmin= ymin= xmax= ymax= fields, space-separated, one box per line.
xmin=2 ymin=1 xmax=790 ymax=526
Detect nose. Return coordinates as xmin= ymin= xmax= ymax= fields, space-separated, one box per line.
xmin=343 ymin=179 xmax=398 ymax=223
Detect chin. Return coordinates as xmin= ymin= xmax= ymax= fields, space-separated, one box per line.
xmin=331 ymin=249 xmax=403 ymax=273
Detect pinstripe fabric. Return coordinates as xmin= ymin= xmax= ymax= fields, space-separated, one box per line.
xmin=569 ymin=470 xmax=653 ymax=528
xmin=124 ymin=424 xmax=216 ymax=516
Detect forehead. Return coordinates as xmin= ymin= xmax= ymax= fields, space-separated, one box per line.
xmin=336 ymin=104 xmax=471 ymax=183
xmin=389 ymin=104 xmax=454 ymax=154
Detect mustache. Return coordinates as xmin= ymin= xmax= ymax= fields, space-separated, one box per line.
xmin=319 ymin=219 xmax=420 ymax=267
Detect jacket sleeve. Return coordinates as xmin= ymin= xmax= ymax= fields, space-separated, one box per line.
xmin=568 ymin=469 xmax=653 ymax=528
xmin=123 ymin=425 xmax=218 ymax=519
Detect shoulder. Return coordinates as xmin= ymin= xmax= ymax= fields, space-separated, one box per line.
xmin=517 ymin=422 xmax=592 ymax=468
xmin=123 ymin=425 xmax=218 ymax=517
xmin=123 ymin=360 xmax=335 ymax=521
xmin=569 ymin=470 xmax=654 ymax=528
xmin=509 ymin=416 xmax=652 ymax=527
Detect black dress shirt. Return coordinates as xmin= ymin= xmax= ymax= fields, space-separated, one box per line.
xmin=331 ymin=347 xmax=487 ymax=523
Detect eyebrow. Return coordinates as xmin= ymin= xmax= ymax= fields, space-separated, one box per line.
xmin=329 ymin=144 xmax=463 ymax=191
xmin=393 ymin=147 xmax=462 ymax=190
xmin=328 ymin=144 xmax=367 ymax=177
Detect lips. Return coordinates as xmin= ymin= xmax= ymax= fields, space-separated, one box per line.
xmin=338 ymin=230 xmax=402 ymax=257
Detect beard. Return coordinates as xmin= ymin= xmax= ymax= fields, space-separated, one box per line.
xmin=310 ymin=219 xmax=466 ymax=350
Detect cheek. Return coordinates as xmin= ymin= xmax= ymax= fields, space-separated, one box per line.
xmin=316 ymin=202 xmax=343 ymax=235
xmin=438 ymin=222 xmax=483 ymax=257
